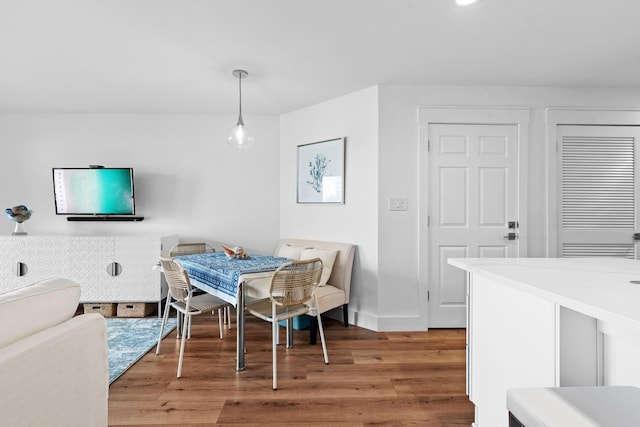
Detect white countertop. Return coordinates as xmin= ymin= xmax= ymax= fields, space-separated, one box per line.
xmin=449 ymin=257 xmax=640 ymax=332
xmin=507 ymin=386 xmax=640 ymax=427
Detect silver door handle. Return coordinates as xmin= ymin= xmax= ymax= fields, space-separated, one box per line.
xmin=503 ymin=232 xmax=518 ymax=241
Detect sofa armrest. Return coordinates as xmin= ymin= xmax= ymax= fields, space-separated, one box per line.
xmin=0 ymin=313 xmax=108 ymax=427
xmin=0 ymin=278 xmax=81 ymax=348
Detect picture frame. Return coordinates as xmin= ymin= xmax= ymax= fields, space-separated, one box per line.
xmin=297 ymin=137 xmax=345 ymax=204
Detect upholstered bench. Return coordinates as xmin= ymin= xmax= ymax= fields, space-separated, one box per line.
xmin=274 ymin=239 xmax=355 ymax=344
xmin=507 ymin=386 xmax=640 ymax=426
xmin=243 ymin=238 xmax=356 ymax=344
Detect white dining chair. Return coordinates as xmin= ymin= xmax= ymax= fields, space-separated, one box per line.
xmin=245 ymin=258 xmax=329 ymax=389
xmin=156 ymin=256 xmax=231 ymax=378
xmin=168 ymin=242 xmax=232 ymax=333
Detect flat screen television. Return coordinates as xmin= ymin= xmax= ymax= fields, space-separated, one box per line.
xmin=52 ymin=167 xmax=136 ymax=216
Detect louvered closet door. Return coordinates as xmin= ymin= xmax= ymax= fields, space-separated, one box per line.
xmin=558 ymin=125 xmax=640 ymax=258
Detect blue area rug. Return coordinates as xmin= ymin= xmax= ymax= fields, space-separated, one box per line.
xmin=107 ymin=317 xmax=177 ymax=384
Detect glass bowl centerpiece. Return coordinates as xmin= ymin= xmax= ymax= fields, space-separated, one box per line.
xmin=5 ymin=205 xmax=32 ymax=235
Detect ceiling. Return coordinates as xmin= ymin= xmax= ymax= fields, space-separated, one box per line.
xmin=1 ymin=0 xmax=640 ymax=115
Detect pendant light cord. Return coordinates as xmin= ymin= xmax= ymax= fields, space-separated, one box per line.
xmin=237 ymin=73 xmax=244 ymax=127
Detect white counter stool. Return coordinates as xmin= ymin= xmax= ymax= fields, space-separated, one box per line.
xmin=507 ymin=386 xmax=640 ymax=427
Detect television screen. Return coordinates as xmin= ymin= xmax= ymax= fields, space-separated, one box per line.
xmin=52 ymin=168 xmax=135 ymax=215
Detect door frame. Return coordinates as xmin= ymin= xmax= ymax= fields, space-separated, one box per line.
xmin=418 ymin=106 xmax=530 ymax=328
xmin=546 ymin=108 xmax=640 ymax=257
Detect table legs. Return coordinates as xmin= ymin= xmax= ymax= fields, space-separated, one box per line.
xmin=286 ymin=318 xmax=294 ymax=348
xmin=236 ymin=281 xmax=245 ymax=371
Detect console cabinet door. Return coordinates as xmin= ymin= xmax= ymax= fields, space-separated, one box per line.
xmin=69 ymin=236 xmax=115 ymax=302
xmin=69 ymin=236 xmax=164 ymax=302
xmin=113 ymin=236 xmax=162 ymax=301
xmin=0 ymin=236 xmax=70 ymax=293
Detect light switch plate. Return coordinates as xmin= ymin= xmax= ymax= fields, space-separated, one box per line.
xmin=389 ymin=198 xmax=408 ymax=211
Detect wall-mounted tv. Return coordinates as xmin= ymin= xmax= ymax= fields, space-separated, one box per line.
xmin=52 ymin=167 xmax=136 ymax=216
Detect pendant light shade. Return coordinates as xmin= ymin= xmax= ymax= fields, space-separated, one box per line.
xmin=227 ymin=69 xmax=254 ymax=149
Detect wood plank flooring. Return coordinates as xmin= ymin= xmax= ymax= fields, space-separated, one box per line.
xmin=108 ymin=311 xmax=474 ymax=426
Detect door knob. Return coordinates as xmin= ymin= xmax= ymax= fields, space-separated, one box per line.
xmin=503 ymin=232 xmax=518 ymax=241
xmin=633 ymin=233 xmax=640 ymax=241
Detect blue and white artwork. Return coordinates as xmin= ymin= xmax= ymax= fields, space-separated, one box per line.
xmin=307 ymin=154 xmax=331 ymax=192
xmin=297 ymin=137 xmax=345 ymax=204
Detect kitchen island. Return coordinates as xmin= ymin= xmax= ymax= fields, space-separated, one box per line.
xmin=449 ymin=257 xmax=640 ymax=427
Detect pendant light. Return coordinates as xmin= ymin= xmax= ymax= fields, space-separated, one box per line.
xmin=227 ymin=69 xmax=254 ymax=149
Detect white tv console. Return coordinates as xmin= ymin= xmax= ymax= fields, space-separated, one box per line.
xmin=0 ymin=234 xmax=179 ymax=307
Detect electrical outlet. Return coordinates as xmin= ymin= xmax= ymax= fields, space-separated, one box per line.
xmin=389 ymin=198 xmax=408 ymax=211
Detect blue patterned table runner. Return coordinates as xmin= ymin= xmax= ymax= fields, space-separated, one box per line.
xmin=176 ymin=252 xmax=290 ymax=298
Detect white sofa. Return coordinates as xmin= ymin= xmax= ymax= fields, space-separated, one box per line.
xmin=0 ymin=278 xmax=109 ymax=427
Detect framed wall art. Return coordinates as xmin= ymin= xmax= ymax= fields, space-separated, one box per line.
xmin=297 ymin=137 xmax=345 ymax=204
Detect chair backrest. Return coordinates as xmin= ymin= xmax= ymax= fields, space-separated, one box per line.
xmin=169 ymin=242 xmax=215 ymax=257
xmin=269 ymin=258 xmax=323 ymax=308
xmin=159 ymin=256 xmax=192 ymax=304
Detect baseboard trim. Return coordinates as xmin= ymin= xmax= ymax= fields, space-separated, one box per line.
xmin=338 ymin=309 xmax=430 ymax=332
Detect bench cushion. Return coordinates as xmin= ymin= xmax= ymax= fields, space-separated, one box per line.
xmin=314 ymin=285 xmax=346 ymax=313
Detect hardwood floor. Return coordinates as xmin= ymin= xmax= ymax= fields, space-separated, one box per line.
xmin=108 ymin=311 xmax=474 ymax=426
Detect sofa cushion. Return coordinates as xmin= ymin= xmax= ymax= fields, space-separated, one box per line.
xmin=300 ymin=248 xmax=338 ymax=287
xmin=0 ymin=278 xmax=81 ymax=348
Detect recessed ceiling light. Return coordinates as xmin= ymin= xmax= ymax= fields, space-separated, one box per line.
xmin=456 ymin=0 xmax=478 ymax=5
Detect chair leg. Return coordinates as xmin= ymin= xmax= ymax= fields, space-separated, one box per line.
xmin=316 ymin=312 xmax=329 ymax=364
xmin=177 ymin=313 xmax=189 ymax=378
xmin=217 ymin=308 xmax=224 ymax=339
xmin=309 ymin=305 xmax=348 ymax=344
xmin=286 ymin=318 xmax=293 ymax=349
xmin=272 ymin=315 xmax=278 ymax=390
xmin=156 ymin=297 xmax=172 ymax=354
xmin=176 ymin=312 xmax=182 ymax=339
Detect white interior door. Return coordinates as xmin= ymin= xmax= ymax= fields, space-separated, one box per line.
xmin=428 ymin=123 xmax=522 ymax=327
xmin=557 ymin=125 xmax=640 ymax=259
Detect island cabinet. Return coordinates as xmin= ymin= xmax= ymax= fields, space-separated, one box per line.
xmin=0 ymin=235 xmax=179 ymax=305
xmin=450 ymin=257 xmax=640 ymax=427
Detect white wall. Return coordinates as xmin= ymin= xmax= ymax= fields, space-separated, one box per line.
xmin=0 ymin=113 xmax=281 ymax=254
xmin=279 ymin=86 xmax=380 ymax=328
xmin=376 ymin=86 xmax=423 ymax=330
xmin=376 ymin=85 xmax=640 ymax=331
xmin=5 ymin=85 xmax=640 ymax=332
xmin=280 ymin=84 xmax=640 ymax=332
